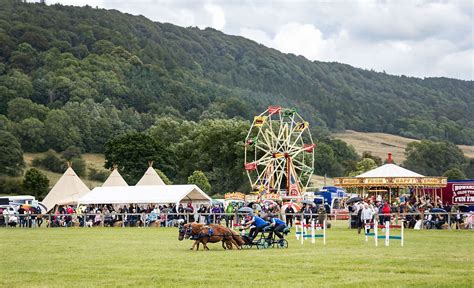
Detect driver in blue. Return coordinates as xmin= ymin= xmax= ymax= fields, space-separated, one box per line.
xmin=267 ymin=216 xmax=287 ymax=240
xmin=243 ymin=214 xmax=269 ymax=241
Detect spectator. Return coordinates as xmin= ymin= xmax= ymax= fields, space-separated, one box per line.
xmin=225 ymin=203 xmax=235 ymax=227
xmin=211 ymin=204 xmax=221 ymax=224
xmin=380 ymin=202 xmax=391 ymax=225
xmin=186 ymin=202 xmax=194 ymax=222
xmin=302 ymin=204 xmax=312 ymax=224
xmin=104 ymin=209 xmax=114 ymax=227
xmin=197 ymin=204 xmax=207 ymax=223
xmin=146 ymin=208 xmax=158 ymax=226
xmin=361 ymin=203 xmax=374 ymax=235
xmin=18 ymin=205 xmax=26 ymax=228
xmin=317 ymin=205 xmax=327 ymax=226
xmin=93 ymin=211 xmax=102 ymax=226
xmin=285 ymin=204 xmax=295 ymax=227
xmin=140 ymin=211 xmax=147 ymax=227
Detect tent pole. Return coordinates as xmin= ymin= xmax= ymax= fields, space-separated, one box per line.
xmin=389 ymin=187 xmax=391 ymax=204
xmin=440 ymin=187 xmax=443 ymax=206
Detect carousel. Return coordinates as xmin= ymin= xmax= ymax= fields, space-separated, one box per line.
xmin=334 ymin=154 xmax=447 ymax=206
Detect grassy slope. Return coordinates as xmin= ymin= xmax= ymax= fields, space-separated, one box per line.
xmin=23 ymin=153 xmax=106 ymax=189
xmin=333 ymin=130 xmax=474 ymax=162
xmin=310 ymin=175 xmax=335 ymax=188
xmin=0 ymin=222 xmax=472 ymax=287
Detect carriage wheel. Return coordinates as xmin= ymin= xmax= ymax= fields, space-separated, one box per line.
xmin=256 ymin=238 xmax=270 ymax=249
xmin=277 ymin=239 xmax=288 ymax=249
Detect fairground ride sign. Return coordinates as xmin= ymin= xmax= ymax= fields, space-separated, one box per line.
xmin=224 ymin=192 xmax=245 ymax=201
xmin=261 ymin=193 xmax=282 ymax=201
xmin=452 ymin=183 xmax=474 ymax=205
xmin=334 ymin=177 xmax=447 ymax=187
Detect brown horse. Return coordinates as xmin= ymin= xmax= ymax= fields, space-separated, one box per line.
xmin=178 ymin=222 xmax=241 ymax=250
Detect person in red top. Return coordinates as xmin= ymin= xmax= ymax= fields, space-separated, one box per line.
xmin=186 ymin=202 xmax=195 ymax=222
xmin=381 ymin=202 xmax=391 ymax=225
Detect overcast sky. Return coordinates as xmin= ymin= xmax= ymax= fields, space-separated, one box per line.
xmin=44 ymin=0 xmax=473 ymax=80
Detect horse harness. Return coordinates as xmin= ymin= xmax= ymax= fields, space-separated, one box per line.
xmin=188 ymin=225 xmax=234 ymax=240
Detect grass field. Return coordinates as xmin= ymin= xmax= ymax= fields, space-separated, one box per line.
xmin=1 ymin=222 xmax=472 ymax=287
xmin=333 ymin=130 xmax=474 ymax=162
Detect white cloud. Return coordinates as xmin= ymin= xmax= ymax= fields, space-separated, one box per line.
xmin=203 ymin=4 xmax=225 ymax=30
xmin=273 ymin=23 xmax=327 ymax=60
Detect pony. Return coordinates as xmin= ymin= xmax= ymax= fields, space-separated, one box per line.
xmin=178 ymin=222 xmax=242 ymax=250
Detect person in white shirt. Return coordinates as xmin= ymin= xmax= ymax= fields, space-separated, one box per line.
xmin=361 ymin=203 xmax=374 ymax=235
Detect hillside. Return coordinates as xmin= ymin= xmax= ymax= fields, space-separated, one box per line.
xmin=333 ymin=130 xmax=474 ymax=162
xmin=23 ymin=153 xmax=105 ymax=189
xmin=0 ymin=0 xmax=473 ymax=155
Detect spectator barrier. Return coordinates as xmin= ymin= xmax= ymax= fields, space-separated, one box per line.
xmin=295 ymin=218 xmax=326 ymax=245
xmin=364 ymin=219 xmax=404 ymax=247
xmin=0 ymin=211 xmax=472 ymax=231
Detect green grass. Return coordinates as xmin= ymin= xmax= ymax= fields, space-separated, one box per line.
xmin=1 ymin=222 xmax=472 ymax=287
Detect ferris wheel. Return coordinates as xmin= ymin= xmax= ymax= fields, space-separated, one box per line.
xmin=244 ymin=106 xmax=315 ymax=199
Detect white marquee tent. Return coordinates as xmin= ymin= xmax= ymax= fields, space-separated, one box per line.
xmin=42 ymin=167 xmax=90 ymax=212
xmin=102 ymin=168 xmax=128 ymax=187
xmin=78 ymin=185 xmax=211 ymax=205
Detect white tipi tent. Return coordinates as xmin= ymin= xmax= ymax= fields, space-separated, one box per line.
xmin=136 ymin=164 xmax=166 ymax=186
xmin=102 ymin=168 xmax=128 ymax=187
xmin=42 ymin=166 xmax=90 ymax=212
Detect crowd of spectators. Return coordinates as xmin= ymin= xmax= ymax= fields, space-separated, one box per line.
xmin=348 ymin=194 xmax=473 ymax=230
xmin=1 ymin=196 xmax=471 ymax=230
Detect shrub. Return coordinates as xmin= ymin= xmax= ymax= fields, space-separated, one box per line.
xmin=88 ymin=168 xmax=109 ymax=182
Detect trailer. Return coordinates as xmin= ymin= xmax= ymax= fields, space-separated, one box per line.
xmin=441 ymin=180 xmax=474 ymax=211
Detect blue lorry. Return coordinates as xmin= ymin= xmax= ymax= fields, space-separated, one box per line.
xmin=312 ymin=186 xmax=348 ymax=213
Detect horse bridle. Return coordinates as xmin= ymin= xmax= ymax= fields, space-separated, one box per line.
xmin=179 ymin=224 xmax=193 ymax=239
xmin=178 ymin=224 xmax=188 ymax=239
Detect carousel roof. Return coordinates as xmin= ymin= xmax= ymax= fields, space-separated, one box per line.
xmin=355 ymin=163 xmax=424 ymax=178
xmin=334 ymin=154 xmax=447 ymax=188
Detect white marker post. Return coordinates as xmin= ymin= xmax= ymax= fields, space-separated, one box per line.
xmin=374 ymin=219 xmax=378 ymax=247
xmin=295 ymin=220 xmax=299 ymax=240
xmin=300 ymin=219 xmax=304 ymax=245
xmin=385 ymin=221 xmax=390 ymax=247
xmin=323 ymin=220 xmax=326 ymax=245
xmin=311 ymin=219 xmax=315 ymax=244
xmin=401 ymin=220 xmax=404 ymax=247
